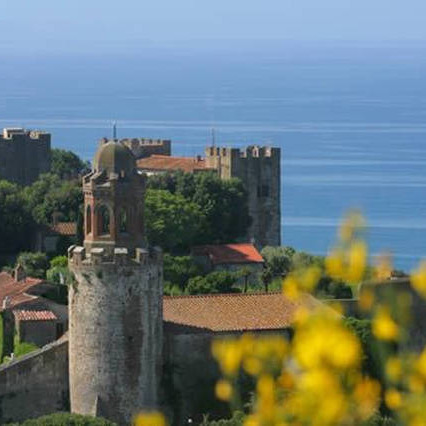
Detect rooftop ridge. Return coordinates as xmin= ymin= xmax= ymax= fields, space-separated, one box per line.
xmin=163 ymin=291 xmax=285 ymax=300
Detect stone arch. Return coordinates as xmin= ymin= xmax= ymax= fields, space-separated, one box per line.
xmin=86 ymin=205 xmax=92 ymax=235
xmin=97 ymin=205 xmax=111 ymax=236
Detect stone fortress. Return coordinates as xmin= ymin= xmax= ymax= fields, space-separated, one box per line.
xmin=0 ymin=128 xmax=51 ymax=186
xmin=0 ymin=135 xmax=285 ymax=425
xmin=133 ymin=140 xmax=281 ymax=248
xmin=68 ymin=140 xmax=163 ymax=424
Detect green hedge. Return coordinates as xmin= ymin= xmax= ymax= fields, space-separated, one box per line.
xmin=6 ymin=412 xmax=117 ymax=426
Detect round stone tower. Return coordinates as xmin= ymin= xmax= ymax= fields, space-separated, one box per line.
xmin=68 ymin=139 xmax=163 ymax=425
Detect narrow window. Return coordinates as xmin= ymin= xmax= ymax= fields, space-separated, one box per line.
xmin=119 ymin=209 xmax=127 ymax=233
xmin=86 ymin=205 xmax=92 ymax=235
xmin=97 ymin=205 xmax=110 ymax=235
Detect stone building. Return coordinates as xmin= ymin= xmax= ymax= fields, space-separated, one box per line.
xmin=120 ymin=138 xmax=171 ymax=159
xmin=191 ymin=243 xmax=264 ymax=287
xmin=137 ymin=144 xmax=282 ymax=248
xmin=205 ymin=146 xmax=281 ymax=247
xmin=0 ymin=128 xmax=51 ymax=185
xmin=68 ymin=140 xmax=163 ymax=425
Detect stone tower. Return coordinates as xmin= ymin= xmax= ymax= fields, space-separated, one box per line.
xmin=205 ymin=146 xmax=281 ymax=247
xmin=68 ymin=140 xmax=163 ymax=425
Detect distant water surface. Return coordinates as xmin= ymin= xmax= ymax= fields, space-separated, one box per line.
xmin=1 ymin=42 xmax=426 ymax=271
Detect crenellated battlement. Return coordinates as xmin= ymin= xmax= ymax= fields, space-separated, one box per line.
xmin=68 ymin=245 xmax=162 ymax=269
xmin=205 ymin=145 xmax=279 ymax=160
xmin=99 ymin=138 xmax=172 ymax=159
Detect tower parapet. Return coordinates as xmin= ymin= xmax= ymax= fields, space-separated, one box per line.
xmin=68 ymin=141 xmax=163 ymax=425
xmin=118 ymin=137 xmax=171 ymax=159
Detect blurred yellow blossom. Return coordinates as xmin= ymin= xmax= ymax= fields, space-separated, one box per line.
xmin=215 ymin=379 xmax=233 ymax=401
xmin=354 ymin=378 xmax=381 ymax=420
xmin=212 ymin=339 xmax=242 ymax=376
xmin=134 ymin=412 xmax=166 ymax=426
xmin=375 ymin=253 xmax=393 ymax=280
xmin=386 ymin=357 xmax=402 ymax=382
xmin=346 ymin=240 xmax=367 ymax=283
xmin=372 ymin=306 xmax=399 ymax=341
xmin=385 ymin=388 xmax=402 ymax=409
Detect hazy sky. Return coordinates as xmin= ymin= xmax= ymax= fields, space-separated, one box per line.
xmin=1 ymin=0 xmax=426 ymax=52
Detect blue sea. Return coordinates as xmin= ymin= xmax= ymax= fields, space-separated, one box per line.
xmin=1 ymin=41 xmax=426 ymax=271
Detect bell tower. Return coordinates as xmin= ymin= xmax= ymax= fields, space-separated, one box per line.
xmin=83 ymin=138 xmax=146 ymax=255
xmin=68 ymin=139 xmax=163 ymax=425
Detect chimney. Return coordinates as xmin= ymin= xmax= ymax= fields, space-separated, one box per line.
xmin=14 ymin=264 xmax=26 ymax=282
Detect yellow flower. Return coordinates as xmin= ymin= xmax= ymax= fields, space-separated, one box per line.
xmin=215 ymin=379 xmax=233 ymax=401
xmin=244 ymin=415 xmax=259 ymax=426
xmin=346 ymin=240 xmax=367 ymax=283
xmin=386 ymin=357 xmax=402 ymax=382
xmin=411 ymin=261 xmax=426 ymax=298
xmin=372 ymin=306 xmax=399 ymax=341
xmin=358 ymin=288 xmax=375 ymax=312
xmin=283 ymin=275 xmax=301 ymax=300
xmin=385 ymin=388 xmax=402 ymax=409
xmin=212 ymin=339 xmax=242 ymax=376
xmin=300 ymin=266 xmax=321 ymax=292
xmin=354 ymin=378 xmax=381 ymax=420
xmin=134 ymin=412 xmax=166 ymax=426
xmin=256 ymin=374 xmax=275 ymax=421
xmin=416 ymin=347 xmax=426 ymax=380
xmin=243 ymin=357 xmax=262 ymax=376
xmin=325 ymin=249 xmax=345 ymax=280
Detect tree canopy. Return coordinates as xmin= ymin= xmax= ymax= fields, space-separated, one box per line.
xmin=0 ymin=180 xmax=35 ymax=253
xmin=51 ymin=148 xmax=90 ymax=180
xmin=147 ymin=171 xmax=251 ymax=244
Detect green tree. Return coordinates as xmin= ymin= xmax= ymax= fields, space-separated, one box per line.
xmin=164 ymin=254 xmax=203 ymax=290
xmin=0 ymin=180 xmax=34 ymax=253
xmin=186 ymin=271 xmax=240 ymax=295
xmin=23 ymin=174 xmax=83 ymax=225
xmin=261 ymin=246 xmax=293 ymax=277
xmin=16 ymin=252 xmax=49 ymax=279
xmin=147 ymin=171 xmax=251 ymax=244
xmin=51 ymin=148 xmax=89 ymax=180
xmin=239 ymin=266 xmax=252 ymax=293
xmin=145 ymin=189 xmax=206 ymax=253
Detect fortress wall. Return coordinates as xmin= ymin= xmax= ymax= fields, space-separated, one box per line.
xmin=0 ymin=338 xmax=69 ymax=424
xmin=68 ymin=246 xmax=164 ymax=425
xmin=0 ymin=131 xmax=51 ymax=186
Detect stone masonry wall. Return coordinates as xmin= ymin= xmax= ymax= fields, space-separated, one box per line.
xmin=205 ymin=146 xmax=281 ymax=247
xmin=120 ymin=138 xmax=171 ymax=159
xmin=0 ymin=130 xmax=51 ymax=186
xmin=69 ymin=246 xmax=163 ymax=426
xmin=0 ymin=337 xmax=69 ymax=424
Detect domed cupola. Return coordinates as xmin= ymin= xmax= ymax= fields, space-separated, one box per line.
xmin=94 ymin=140 xmax=136 ymax=177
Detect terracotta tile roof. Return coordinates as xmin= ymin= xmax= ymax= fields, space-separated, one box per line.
xmin=192 ymin=243 xmax=264 ymax=265
xmin=163 ymin=292 xmax=323 ymax=332
xmin=0 ymin=272 xmax=44 ymax=310
xmin=137 ymin=155 xmax=214 ymax=173
xmin=49 ymin=222 xmax=77 ymax=236
xmin=13 ymin=310 xmax=57 ymax=322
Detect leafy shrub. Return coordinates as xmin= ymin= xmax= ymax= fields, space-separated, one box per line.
xmin=6 ymin=412 xmax=116 ymax=425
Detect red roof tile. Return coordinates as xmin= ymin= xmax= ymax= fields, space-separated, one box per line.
xmin=50 ymin=222 xmax=77 ymax=236
xmin=163 ymin=292 xmax=323 ymax=332
xmin=0 ymin=272 xmax=43 ymax=310
xmin=13 ymin=310 xmax=57 ymax=322
xmin=137 ymin=155 xmax=214 ymax=173
xmin=192 ymin=243 xmax=264 ymax=265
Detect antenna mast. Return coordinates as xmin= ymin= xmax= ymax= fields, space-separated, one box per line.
xmin=112 ymin=121 xmax=117 ymax=139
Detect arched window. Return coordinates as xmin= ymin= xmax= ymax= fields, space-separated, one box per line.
xmin=118 ymin=209 xmax=127 ymax=233
xmin=97 ymin=205 xmax=110 ymax=236
xmin=86 ymin=205 xmax=92 ymax=235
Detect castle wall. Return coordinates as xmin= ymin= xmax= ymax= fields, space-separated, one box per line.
xmin=0 ymin=337 xmax=69 ymax=424
xmin=0 ymin=130 xmax=51 ymax=186
xmin=120 ymin=138 xmax=171 ymax=159
xmin=69 ymin=246 xmax=163 ymax=426
xmin=205 ymin=146 xmax=281 ymax=247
